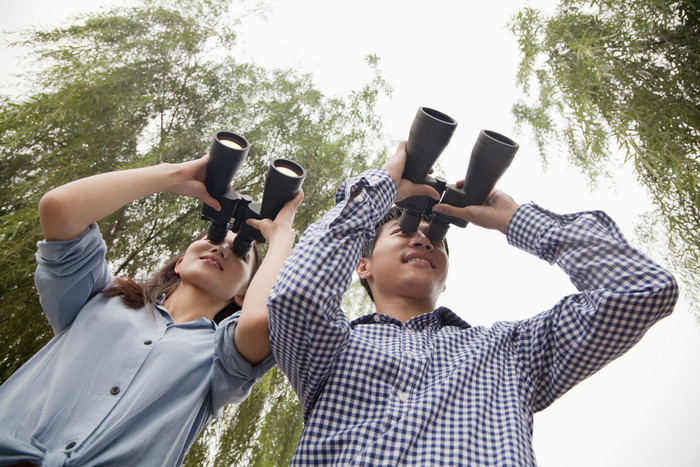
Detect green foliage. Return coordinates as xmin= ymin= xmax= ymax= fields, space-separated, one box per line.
xmin=509 ymin=0 xmax=700 ymax=316
xmin=0 ymin=0 xmax=390 ymax=463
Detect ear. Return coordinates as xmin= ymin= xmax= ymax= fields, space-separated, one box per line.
xmin=232 ymin=293 xmax=245 ymax=308
xmin=356 ymin=258 xmax=372 ymax=280
xmin=174 ymin=257 xmax=183 ymax=275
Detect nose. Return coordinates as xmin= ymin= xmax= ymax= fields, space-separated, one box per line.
xmin=211 ymin=243 xmax=229 ymax=259
xmin=409 ymin=230 xmax=433 ymax=250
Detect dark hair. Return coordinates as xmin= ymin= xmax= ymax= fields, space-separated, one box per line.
xmin=359 ymin=206 xmax=449 ymax=302
xmin=102 ymin=232 xmax=262 ymax=324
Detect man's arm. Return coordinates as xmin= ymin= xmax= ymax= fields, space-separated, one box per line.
xmin=266 ymin=168 xmax=396 ymax=417
xmin=267 ymin=142 xmax=440 ymax=418
xmin=435 ymin=189 xmax=678 ymax=409
xmin=508 ymin=204 xmax=678 ymax=410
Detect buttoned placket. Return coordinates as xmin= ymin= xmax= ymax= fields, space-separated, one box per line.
xmin=109 ymin=313 xmax=172 ymax=401
xmin=392 ymin=325 xmax=424 ymax=409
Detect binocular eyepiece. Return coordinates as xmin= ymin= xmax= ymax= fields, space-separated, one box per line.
xmin=396 ymin=107 xmax=519 ymax=243
xmin=201 ymin=131 xmax=305 ymax=258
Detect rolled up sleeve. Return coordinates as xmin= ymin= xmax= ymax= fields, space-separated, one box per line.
xmin=211 ymin=313 xmax=276 ymax=416
xmin=34 ymin=223 xmax=112 ymax=334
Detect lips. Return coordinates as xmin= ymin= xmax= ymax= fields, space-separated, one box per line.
xmin=402 ymin=253 xmax=435 ymax=269
xmin=200 ymin=255 xmax=223 ymax=271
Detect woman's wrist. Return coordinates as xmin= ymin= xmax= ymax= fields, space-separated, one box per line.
xmin=266 ymin=228 xmax=295 ymax=250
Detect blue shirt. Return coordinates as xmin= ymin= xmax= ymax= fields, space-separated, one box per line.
xmin=267 ymin=168 xmax=678 ymax=465
xmin=0 ymin=224 xmax=275 ymax=467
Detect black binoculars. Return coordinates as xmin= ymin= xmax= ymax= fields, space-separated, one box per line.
xmin=200 ymin=131 xmax=305 ymax=257
xmin=396 ymin=107 xmax=519 ymax=242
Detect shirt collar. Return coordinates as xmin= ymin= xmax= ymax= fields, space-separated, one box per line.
xmin=350 ymin=306 xmax=470 ymax=331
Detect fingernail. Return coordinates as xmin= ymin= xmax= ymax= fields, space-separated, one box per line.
xmin=432 ymin=205 xmax=443 ymax=213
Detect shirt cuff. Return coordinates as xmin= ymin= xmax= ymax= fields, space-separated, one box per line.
xmin=506 ymin=203 xmax=560 ymax=261
xmin=216 ymin=313 xmax=276 ymax=380
xmin=36 ymin=223 xmax=104 ymax=266
xmin=212 ymin=314 xmax=275 ymax=415
xmin=328 ymin=168 xmax=397 ymax=226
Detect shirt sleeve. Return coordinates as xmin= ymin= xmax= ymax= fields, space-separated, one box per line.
xmin=267 ymin=168 xmax=397 ymax=418
xmin=508 ymin=203 xmax=679 ymax=412
xmin=211 ymin=313 xmax=276 ymax=417
xmin=34 ymin=223 xmax=113 ymax=334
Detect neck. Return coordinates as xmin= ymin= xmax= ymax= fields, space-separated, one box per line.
xmin=163 ymin=283 xmax=226 ymax=324
xmin=372 ymin=294 xmax=437 ymax=323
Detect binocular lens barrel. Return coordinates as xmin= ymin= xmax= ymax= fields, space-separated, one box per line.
xmin=403 ymin=107 xmax=457 ymax=183
xmin=231 ymin=158 xmax=306 ymax=258
xmin=207 ymin=222 xmax=229 ymax=245
xmin=397 ymin=209 xmax=423 ymax=233
xmin=259 ymin=159 xmax=305 ymax=219
xmin=459 ymin=130 xmax=518 ymax=206
xmin=206 ymin=131 xmax=250 ymax=196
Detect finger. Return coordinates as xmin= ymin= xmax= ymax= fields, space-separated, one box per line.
xmin=401 ymin=181 xmax=441 ymax=200
xmin=275 ymin=190 xmax=304 ymax=222
xmin=431 ymin=203 xmax=472 ymax=221
xmin=200 ymin=191 xmax=221 ymax=211
xmin=289 ymin=189 xmax=304 ymax=209
xmin=484 ymin=189 xmax=502 ymax=206
xmin=246 ymin=217 xmax=271 ymax=230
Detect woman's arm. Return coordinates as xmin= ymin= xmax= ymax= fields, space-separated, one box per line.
xmin=39 ymin=157 xmax=220 ymax=241
xmin=233 ymin=190 xmax=303 ymax=365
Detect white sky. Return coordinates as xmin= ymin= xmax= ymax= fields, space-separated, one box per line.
xmin=2 ymin=0 xmax=699 ymax=466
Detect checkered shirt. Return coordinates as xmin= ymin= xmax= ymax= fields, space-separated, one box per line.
xmin=267 ymin=168 xmax=678 ymax=466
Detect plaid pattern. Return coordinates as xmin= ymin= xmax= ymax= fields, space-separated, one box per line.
xmin=267 ymin=169 xmax=678 ymax=466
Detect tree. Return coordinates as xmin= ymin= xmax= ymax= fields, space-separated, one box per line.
xmin=0 ymin=0 xmax=389 ymax=462
xmin=509 ymin=0 xmax=699 ymax=316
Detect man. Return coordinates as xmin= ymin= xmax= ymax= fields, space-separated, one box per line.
xmin=267 ymin=141 xmax=678 ymax=465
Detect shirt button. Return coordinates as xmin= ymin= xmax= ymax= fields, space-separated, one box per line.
xmin=397 ymin=391 xmax=409 ymax=402
xmin=144 ymin=340 xmax=153 ymax=345
xmin=406 ymin=351 xmax=416 ymax=357
xmin=373 ymin=315 xmax=381 ymax=323
xmin=355 ymin=193 xmax=365 ymax=203
xmin=110 ymin=386 xmax=120 ymax=395
xmin=582 ymin=214 xmax=595 ymax=221
xmin=370 ymin=175 xmax=380 ymax=182
xmin=65 ymin=441 xmax=76 ymax=450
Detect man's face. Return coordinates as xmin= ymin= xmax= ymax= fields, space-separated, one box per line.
xmin=357 ymin=218 xmax=449 ymax=304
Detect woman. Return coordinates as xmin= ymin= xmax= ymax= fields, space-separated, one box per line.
xmin=0 ymin=155 xmax=302 ymax=466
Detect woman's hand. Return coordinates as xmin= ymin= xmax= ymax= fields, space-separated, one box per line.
xmin=245 ymin=189 xmax=304 ymax=247
xmin=164 ymin=156 xmax=221 ymax=211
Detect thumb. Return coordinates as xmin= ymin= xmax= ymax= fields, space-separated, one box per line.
xmin=201 ymin=192 xmax=221 ymax=211
xmin=396 ymin=180 xmax=441 ymax=203
xmin=431 ymin=203 xmax=476 ymax=222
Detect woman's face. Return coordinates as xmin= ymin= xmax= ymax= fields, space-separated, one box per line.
xmin=174 ymin=230 xmax=253 ymax=305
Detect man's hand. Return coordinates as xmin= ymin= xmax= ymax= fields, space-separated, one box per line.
xmin=432 ymin=187 xmax=519 ymax=235
xmin=382 ymin=141 xmax=441 ymax=203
